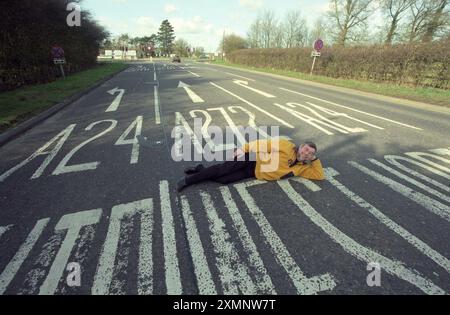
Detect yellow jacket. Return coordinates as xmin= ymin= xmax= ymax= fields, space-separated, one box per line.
xmin=243 ymin=139 xmax=325 ymax=181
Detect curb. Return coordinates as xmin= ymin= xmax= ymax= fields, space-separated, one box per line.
xmin=0 ymin=66 xmax=129 ymax=148
xmin=201 ymin=62 xmax=450 ymax=114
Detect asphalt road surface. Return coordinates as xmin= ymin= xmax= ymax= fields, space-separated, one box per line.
xmin=1 ymin=61 xmax=449 ymax=295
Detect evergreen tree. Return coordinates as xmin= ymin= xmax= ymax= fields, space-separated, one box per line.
xmin=157 ymin=20 xmax=175 ymax=56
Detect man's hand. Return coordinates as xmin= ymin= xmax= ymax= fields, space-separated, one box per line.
xmin=234 ymin=148 xmax=245 ymax=159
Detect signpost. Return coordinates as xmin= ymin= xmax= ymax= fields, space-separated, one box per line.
xmin=51 ymin=45 xmax=66 ymax=78
xmin=310 ymin=39 xmax=323 ymax=75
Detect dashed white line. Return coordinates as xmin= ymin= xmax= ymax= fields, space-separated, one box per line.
xmin=0 ymin=218 xmax=50 ymax=295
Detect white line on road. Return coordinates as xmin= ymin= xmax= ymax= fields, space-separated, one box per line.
xmin=220 ymin=186 xmax=276 ymax=294
xmin=278 ymin=178 xmax=445 ymax=295
xmin=178 ymin=81 xmax=205 ymax=103
xmin=280 ymin=88 xmax=423 ymax=130
xmin=325 ymin=167 xmax=450 ymax=275
xmin=225 ymin=72 xmax=255 ymax=81
xmin=40 ymin=209 xmax=102 ymax=295
xmin=138 ymin=199 xmax=154 ymax=295
xmin=0 ymin=124 xmax=76 ymax=182
xmin=385 ymin=155 xmax=450 ymax=190
xmin=235 ymin=180 xmax=336 ymax=294
xmin=106 ymin=87 xmax=125 ymax=112
xmin=92 ymin=200 xmax=151 ymax=295
xmin=349 ymin=161 xmax=450 ymax=222
xmin=405 ymin=152 xmax=450 ymax=174
xmin=0 ymin=225 xmax=13 ymax=240
xmin=200 ymin=191 xmax=257 ymax=294
xmin=153 ymin=64 xmax=161 ymax=125
xmin=179 ymin=196 xmax=217 ymax=295
xmin=160 ymin=181 xmax=182 ymax=295
xmin=0 ymin=219 xmax=50 ymax=295
xmin=210 ymin=82 xmax=294 ymax=129
xmin=233 ymin=80 xmax=275 ymax=98
xmin=368 ymin=159 xmax=450 ymax=203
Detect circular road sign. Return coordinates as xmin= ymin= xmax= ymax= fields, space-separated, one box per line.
xmin=314 ymin=39 xmax=324 ymax=51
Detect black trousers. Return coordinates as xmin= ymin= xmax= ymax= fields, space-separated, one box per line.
xmin=185 ymin=154 xmax=256 ymax=185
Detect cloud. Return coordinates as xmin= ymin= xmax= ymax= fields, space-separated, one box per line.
xmin=238 ymin=0 xmax=264 ymax=10
xmin=164 ymin=4 xmax=177 ymax=14
xmin=170 ymin=16 xmax=214 ymax=35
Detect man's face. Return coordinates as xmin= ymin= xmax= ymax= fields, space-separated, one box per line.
xmin=297 ymin=144 xmax=316 ymax=161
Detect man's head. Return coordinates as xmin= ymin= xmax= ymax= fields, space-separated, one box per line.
xmin=297 ymin=142 xmax=317 ymax=162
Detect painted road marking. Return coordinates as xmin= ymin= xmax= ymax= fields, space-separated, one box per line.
xmin=153 ymin=63 xmax=161 ymax=125
xmin=274 ymin=102 xmax=367 ymax=135
xmin=325 ymin=167 xmax=450 ymax=274
xmin=384 ymin=155 xmax=450 ymax=190
xmin=115 ymin=116 xmax=143 ymax=165
xmin=138 ymin=199 xmax=154 ymax=295
xmin=404 ymin=152 xmax=450 ymax=174
xmin=368 ymin=159 xmax=450 ymax=203
xmin=52 ymin=120 xmax=117 ymax=176
xmin=178 ymin=81 xmax=205 ymax=103
xmin=219 ymin=186 xmax=276 ymax=294
xmin=179 ymin=196 xmax=217 ymax=295
xmin=0 ymin=124 xmax=76 ymax=182
xmin=278 ymin=179 xmax=445 ymax=295
xmin=39 ymin=209 xmax=102 ymax=295
xmin=235 ymin=180 xmax=337 ymax=295
xmin=305 ymin=102 xmax=384 ymax=130
xmin=210 ymin=82 xmax=294 ymax=129
xmin=92 ymin=199 xmax=152 ymax=295
xmin=106 ymin=87 xmax=125 ymax=112
xmin=233 ymin=80 xmax=275 ymax=98
xmin=200 ymin=191 xmax=257 ymax=294
xmin=0 ymin=225 xmax=13 ymax=240
xmin=279 ymin=88 xmax=423 ymax=130
xmin=0 ymin=218 xmax=50 ymax=295
xmin=349 ymin=161 xmax=450 ymax=222
xmin=225 ymin=72 xmax=255 ymax=81
xmin=160 ymin=181 xmax=182 ymax=295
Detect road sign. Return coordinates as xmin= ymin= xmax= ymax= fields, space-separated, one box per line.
xmin=53 ymin=58 xmax=66 ymax=65
xmin=51 ymin=46 xmax=65 ymax=59
xmin=311 ymin=51 xmax=321 ymax=57
xmin=314 ymin=39 xmax=324 ymax=51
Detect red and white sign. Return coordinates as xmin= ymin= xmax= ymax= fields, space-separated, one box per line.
xmin=314 ymin=39 xmax=324 ymax=51
xmin=51 ymin=46 xmax=65 ymax=59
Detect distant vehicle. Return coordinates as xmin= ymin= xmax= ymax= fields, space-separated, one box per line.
xmin=172 ymin=55 xmax=181 ymax=63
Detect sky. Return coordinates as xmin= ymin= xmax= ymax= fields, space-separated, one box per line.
xmin=83 ymin=0 xmax=333 ymax=52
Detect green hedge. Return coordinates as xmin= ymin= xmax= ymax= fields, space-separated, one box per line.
xmin=0 ymin=0 xmax=108 ymax=91
xmin=227 ymin=40 xmax=450 ymax=89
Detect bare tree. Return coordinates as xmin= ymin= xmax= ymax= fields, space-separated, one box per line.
xmin=327 ymin=0 xmax=376 ymax=46
xmin=421 ymin=0 xmax=450 ymax=42
xmin=404 ymin=0 xmax=434 ymax=41
xmin=247 ymin=15 xmax=262 ymax=48
xmin=260 ymin=10 xmax=277 ymax=48
xmin=382 ymin=0 xmax=415 ymax=44
xmin=283 ymin=11 xmax=309 ymax=47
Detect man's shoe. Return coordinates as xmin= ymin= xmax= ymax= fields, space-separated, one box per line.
xmin=184 ymin=164 xmax=204 ymax=175
xmin=176 ymin=177 xmax=188 ymax=192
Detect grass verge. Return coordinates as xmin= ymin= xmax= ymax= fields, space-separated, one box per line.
xmin=210 ymin=59 xmax=450 ymax=107
xmin=0 ymin=62 xmax=128 ymax=132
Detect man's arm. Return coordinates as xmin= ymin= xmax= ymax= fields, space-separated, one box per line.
xmin=296 ymin=159 xmax=325 ymax=180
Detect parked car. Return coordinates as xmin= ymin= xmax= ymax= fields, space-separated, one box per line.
xmin=172 ymin=55 xmax=181 ymax=63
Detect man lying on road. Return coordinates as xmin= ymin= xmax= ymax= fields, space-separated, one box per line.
xmin=176 ymin=139 xmax=325 ymax=192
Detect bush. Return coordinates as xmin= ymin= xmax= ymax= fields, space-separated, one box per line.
xmin=227 ymin=40 xmax=450 ymax=89
xmin=0 ymin=0 xmax=109 ymax=91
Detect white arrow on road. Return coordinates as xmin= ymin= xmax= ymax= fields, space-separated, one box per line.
xmin=178 ymin=81 xmax=204 ymax=103
xmin=233 ymin=80 xmax=275 ymax=98
xmin=106 ymin=87 xmax=125 ymax=112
